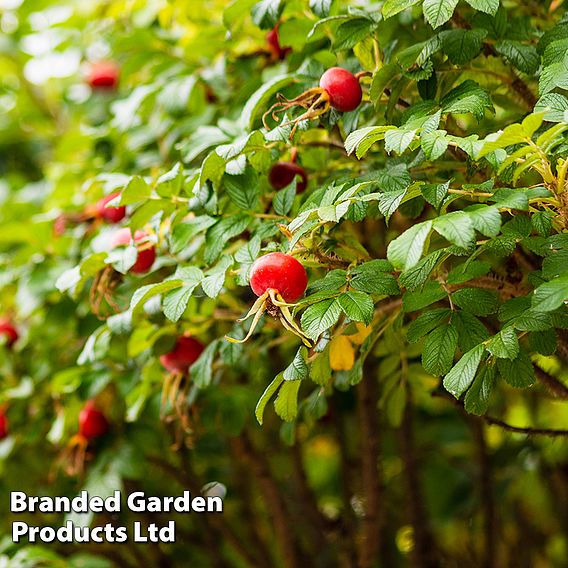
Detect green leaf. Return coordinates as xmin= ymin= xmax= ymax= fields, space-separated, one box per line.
xmin=387 ymin=220 xmax=432 ymax=270
xmin=310 ymin=0 xmax=333 ymax=17
xmin=345 ymin=126 xmax=395 ymax=158
xmin=433 ymin=211 xmax=475 ymax=249
xmin=421 ymin=130 xmax=449 ymax=160
xmin=407 ymin=308 xmax=451 ymax=343
xmin=382 ymin=0 xmax=420 ymax=18
xmin=495 ymin=40 xmax=539 ymax=74
xmin=274 ymin=379 xmax=301 ymax=422
xmin=310 ymin=350 xmax=332 ymax=386
xmin=240 ymin=74 xmax=296 ymax=129
xmin=535 ymin=93 xmax=568 ymax=123
xmin=496 ymin=350 xmax=536 ymax=388
xmin=452 ymin=288 xmax=499 ymax=316
xmin=453 ymin=311 xmax=490 ymax=351
xmin=403 ymin=281 xmax=447 ymax=312
xmin=399 ymin=249 xmax=445 ymax=291
xmin=202 ymin=256 xmax=234 ymax=298
xmin=422 ymin=323 xmax=458 ymax=376
xmin=333 ymin=18 xmax=375 ymax=51
xmin=531 ymin=276 xmax=568 ymax=312
xmin=120 ymin=176 xmax=151 ymax=204
xmin=350 ymin=260 xmax=399 ymax=295
xmin=486 ymin=327 xmax=519 ymax=359
xmin=440 ymin=29 xmax=488 ymax=65
xmin=464 ymin=364 xmax=496 ymax=415
xmin=255 ymin=374 xmax=285 ymax=424
xmin=423 ymin=0 xmax=459 ymax=28
xmin=156 ymin=162 xmax=184 ymax=197
xmin=443 ymin=343 xmax=485 ymax=398
xmin=204 ymin=215 xmax=250 ymax=264
xmin=283 ymin=347 xmax=309 ymax=381
xmin=465 ymin=205 xmax=502 ymax=238
xmin=308 ymin=270 xmax=348 ymax=293
xmin=338 ymin=291 xmax=374 ymax=324
xmin=170 ymin=216 xmax=217 ymax=255
xmin=251 ymin=0 xmax=283 ymax=29
xmin=130 ymin=280 xmax=183 ymax=314
xmin=384 ymin=128 xmax=417 ymax=154
xmin=529 ymin=329 xmax=557 ymax=355
xmin=300 ymin=298 xmax=342 ymax=340
xmin=464 ymin=0 xmax=499 ymax=15
xmin=162 ymin=287 xmax=195 ymax=322
xmin=441 ymin=80 xmax=493 ymax=120
xmin=190 ymin=340 xmax=219 ymax=389
xmin=273 ymin=182 xmax=296 ymax=216
xmin=224 ymin=168 xmax=260 ymax=210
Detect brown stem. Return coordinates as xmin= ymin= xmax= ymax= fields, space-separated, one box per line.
xmin=535 ymin=366 xmax=568 ymax=400
xmin=291 ymin=443 xmax=331 ymax=549
xmin=232 ymin=433 xmax=301 ymax=568
xmin=470 ymin=419 xmax=498 ymax=568
xmin=356 ymin=373 xmax=383 ymax=568
xmin=148 ymin=454 xmax=262 ymax=568
xmin=399 ymin=383 xmax=438 ymax=568
xmin=433 ymin=391 xmax=568 ymax=437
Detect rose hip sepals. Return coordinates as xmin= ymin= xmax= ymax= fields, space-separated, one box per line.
xmin=61 ymin=400 xmax=109 ymax=476
xmin=263 ymin=67 xmax=364 ymax=138
xmin=159 ymin=336 xmax=204 ymax=420
xmin=225 ymin=252 xmax=312 ymax=347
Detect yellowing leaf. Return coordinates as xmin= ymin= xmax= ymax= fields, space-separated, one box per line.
xmin=348 ymin=323 xmax=373 ymax=345
xmin=330 ymin=336 xmax=356 ymax=371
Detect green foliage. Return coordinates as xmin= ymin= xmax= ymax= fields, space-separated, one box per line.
xmin=1 ymin=0 xmax=567 ymax=566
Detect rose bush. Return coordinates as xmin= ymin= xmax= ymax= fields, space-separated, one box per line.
xmin=0 ymin=0 xmax=567 ymax=566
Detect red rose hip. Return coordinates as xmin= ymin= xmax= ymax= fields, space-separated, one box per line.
xmin=0 ymin=411 xmax=8 ymax=439
xmin=0 ymin=319 xmax=18 ymax=348
xmin=269 ymin=162 xmax=308 ymax=193
xmin=160 ymin=336 xmax=205 ymax=374
xmin=319 ymin=67 xmax=362 ymax=113
xmin=111 ymin=228 xmax=156 ymax=274
xmin=87 ymin=61 xmax=120 ymax=91
xmin=95 ymin=193 xmax=126 ymax=224
xmin=266 ymin=25 xmax=290 ymax=60
xmin=79 ymin=401 xmax=109 ymax=440
xmin=250 ymin=252 xmax=308 ymax=303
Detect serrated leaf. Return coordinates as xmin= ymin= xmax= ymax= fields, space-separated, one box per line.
xmin=310 ymin=0 xmax=333 ymax=17
xmin=531 ymin=276 xmax=568 ymax=312
xmin=387 ymin=220 xmax=432 ymax=270
xmin=333 ymin=17 xmax=375 ymax=51
xmin=495 ymin=40 xmax=539 ymax=74
xmin=452 ymin=288 xmax=499 ymax=316
xmin=421 ymin=130 xmax=449 ymax=160
xmin=301 ymin=298 xmax=342 ymax=340
xmin=251 ymin=0 xmax=283 ymax=29
xmin=440 ymin=29 xmax=487 ymax=65
xmin=464 ymin=0 xmax=499 ymax=15
xmin=382 ymin=0 xmax=420 ymax=18
xmin=433 ymin=211 xmax=475 ymax=249
xmin=407 ymin=308 xmax=451 ymax=343
xmin=422 ymin=323 xmax=458 ymax=376
xmin=120 ymin=176 xmax=151 ymax=204
xmin=255 ymin=374 xmax=285 ymax=424
xmin=496 ymin=350 xmax=536 ymax=388
xmin=443 ymin=343 xmax=485 ymax=398
xmin=465 ymin=205 xmax=501 ymax=237
xmin=283 ymin=348 xmax=309 ymax=380
xmin=274 ymin=379 xmax=301 ymax=421
xmin=535 ymin=94 xmax=568 ymax=123
xmin=486 ymin=327 xmax=519 ymax=359
xmin=273 ymin=182 xmax=296 ymax=216
xmin=130 ymin=280 xmax=183 ymax=313
xmin=190 ymin=340 xmax=219 ymax=388
xmin=423 ymin=0 xmax=459 ymax=28
xmin=384 ymin=128 xmax=417 ymax=154
xmin=338 ymin=291 xmax=374 ymax=324
xmin=441 ymin=80 xmax=493 ymax=120
xmin=350 ymin=260 xmax=399 ymax=295
xmin=399 ymin=249 xmax=445 ymax=291
xmin=464 ymin=364 xmax=496 ymax=415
